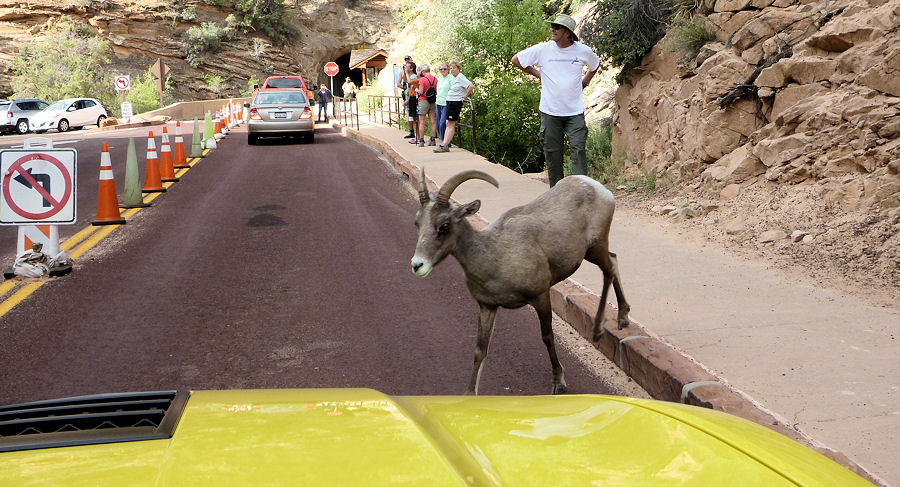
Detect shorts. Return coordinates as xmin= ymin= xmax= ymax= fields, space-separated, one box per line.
xmin=446 ymin=100 xmax=463 ymax=122
xmin=407 ymin=98 xmax=418 ymax=120
xmin=417 ymin=99 xmax=434 ymax=115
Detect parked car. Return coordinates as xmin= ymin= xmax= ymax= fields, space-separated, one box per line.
xmin=29 ymin=98 xmax=108 ymax=133
xmin=0 ymin=99 xmax=50 ymax=135
xmin=0 ymin=389 xmax=873 ymax=485
xmin=247 ymin=88 xmax=314 ymax=144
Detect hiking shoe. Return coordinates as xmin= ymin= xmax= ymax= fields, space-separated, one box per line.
xmin=418 ymin=139 xmax=425 ymax=147
xmin=433 ymin=145 xmax=449 ymax=153
xmin=427 ymin=138 xmax=436 ymax=146
xmin=408 ymin=138 xmax=419 ymax=144
xmin=403 ymin=132 xmax=415 ymax=139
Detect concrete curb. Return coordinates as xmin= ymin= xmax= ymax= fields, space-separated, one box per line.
xmin=339 ymin=124 xmax=883 ymax=486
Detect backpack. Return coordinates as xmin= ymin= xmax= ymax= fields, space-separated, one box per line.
xmin=424 ymin=76 xmax=437 ymax=103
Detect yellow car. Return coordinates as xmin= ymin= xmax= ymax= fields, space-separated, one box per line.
xmin=0 ymin=389 xmax=871 ymax=486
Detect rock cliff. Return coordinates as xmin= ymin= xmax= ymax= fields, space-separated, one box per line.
xmin=609 ymin=0 xmax=899 ymax=299
xmin=0 ymin=0 xmax=398 ymax=100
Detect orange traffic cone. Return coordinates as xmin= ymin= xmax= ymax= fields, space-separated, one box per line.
xmin=213 ymin=113 xmax=222 ymax=140
xmin=92 ymin=142 xmax=126 ymax=226
xmin=142 ymin=131 xmax=166 ymax=193
xmin=159 ymin=126 xmax=179 ymax=183
xmin=173 ymin=121 xmax=189 ymax=168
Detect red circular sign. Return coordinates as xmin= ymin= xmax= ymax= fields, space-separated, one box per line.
xmin=2 ymin=153 xmax=73 ymax=220
xmin=324 ymin=62 xmax=339 ymax=77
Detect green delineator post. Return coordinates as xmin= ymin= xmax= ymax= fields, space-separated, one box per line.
xmin=203 ymin=111 xmax=216 ymax=149
xmin=190 ymin=117 xmax=203 ymax=158
xmin=119 ymin=138 xmax=150 ymax=208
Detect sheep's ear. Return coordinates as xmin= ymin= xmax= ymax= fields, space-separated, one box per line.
xmin=453 ymin=200 xmax=481 ymax=219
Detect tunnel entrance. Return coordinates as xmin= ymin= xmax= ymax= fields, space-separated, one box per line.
xmin=314 ymin=49 xmax=389 ymax=97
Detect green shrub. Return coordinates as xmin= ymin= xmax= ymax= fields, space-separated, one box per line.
xmin=585 ymin=0 xmax=671 ymax=81
xmin=201 ymin=73 xmax=225 ymax=94
xmin=586 ymin=124 xmax=627 ymax=184
xmin=125 ymin=69 xmax=173 ymax=114
xmin=663 ymin=15 xmax=714 ymax=54
xmin=10 ymin=17 xmax=115 ymax=107
xmin=240 ymin=74 xmax=260 ymax=97
xmin=182 ymin=21 xmax=231 ymax=67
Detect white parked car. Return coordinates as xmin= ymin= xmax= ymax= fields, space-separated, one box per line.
xmin=30 ymin=98 xmax=108 ymax=133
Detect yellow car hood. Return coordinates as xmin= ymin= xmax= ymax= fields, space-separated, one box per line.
xmin=1 ymin=389 xmax=870 ymax=486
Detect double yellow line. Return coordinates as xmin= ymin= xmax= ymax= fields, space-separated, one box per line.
xmin=0 ymin=151 xmax=208 ymax=319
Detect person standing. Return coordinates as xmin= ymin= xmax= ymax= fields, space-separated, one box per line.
xmin=397 ymin=55 xmax=415 ymax=139
xmin=415 ymin=64 xmax=439 ymax=147
xmin=317 ymin=85 xmax=332 ymax=123
xmin=511 ymin=14 xmax=600 ymax=187
xmin=342 ymin=77 xmax=358 ymax=98
xmin=434 ymin=61 xmax=473 ymax=153
xmin=435 ymin=63 xmax=452 ymax=142
xmin=405 ymin=62 xmax=420 ymax=144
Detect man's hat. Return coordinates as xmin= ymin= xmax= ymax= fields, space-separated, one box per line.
xmin=404 ymin=55 xmax=412 ymax=61
xmin=547 ymin=14 xmax=578 ymax=41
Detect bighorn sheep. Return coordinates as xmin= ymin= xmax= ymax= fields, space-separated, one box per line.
xmin=410 ymin=168 xmax=630 ymax=395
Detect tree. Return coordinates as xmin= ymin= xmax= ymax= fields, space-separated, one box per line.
xmin=11 ymin=18 xmax=116 ymax=110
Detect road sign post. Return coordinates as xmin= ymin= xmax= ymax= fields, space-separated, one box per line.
xmin=324 ymin=62 xmax=339 ymax=94
xmin=150 ymin=59 xmax=170 ymax=108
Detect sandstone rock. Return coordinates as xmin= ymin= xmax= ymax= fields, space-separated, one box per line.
xmin=720 ymin=183 xmax=742 ymax=200
xmin=790 ymin=230 xmax=809 ymax=242
xmin=725 ymin=218 xmax=747 ymax=234
xmin=770 ymin=83 xmax=827 ymax=121
xmin=752 ymin=133 xmax=812 ymax=167
xmin=704 ymin=143 xmax=767 ymax=185
xmin=759 ymin=229 xmax=788 ymax=242
xmin=714 ymin=0 xmax=752 ymax=12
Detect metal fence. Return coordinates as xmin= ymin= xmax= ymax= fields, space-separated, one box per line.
xmin=331 ymin=96 xmax=359 ymax=130
xmin=365 ymin=94 xmax=477 ymax=154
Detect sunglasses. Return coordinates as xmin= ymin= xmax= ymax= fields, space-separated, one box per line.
xmin=439 ymin=67 xmax=449 ymax=70
xmin=550 ymin=24 xmax=563 ymax=30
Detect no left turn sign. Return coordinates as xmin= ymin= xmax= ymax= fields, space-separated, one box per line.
xmin=115 ymin=75 xmax=131 ymax=91
xmin=0 ymin=148 xmax=77 ymax=225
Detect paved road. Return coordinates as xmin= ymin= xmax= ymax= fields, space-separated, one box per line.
xmin=0 ymin=124 xmax=641 ymax=404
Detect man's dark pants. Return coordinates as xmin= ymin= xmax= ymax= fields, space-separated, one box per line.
xmin=540 ymin=112 xmax=588 ymax=187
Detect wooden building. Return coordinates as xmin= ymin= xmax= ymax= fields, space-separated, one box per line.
xmin=349 ymin=49 xmax=389 ymax=88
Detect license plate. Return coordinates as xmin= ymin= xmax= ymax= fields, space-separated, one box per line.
xmin=274 ymin=112 xmax=287 ymax=119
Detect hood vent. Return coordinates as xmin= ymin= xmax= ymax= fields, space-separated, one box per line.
xmin=0 ymin=391 xmax=189 ymax=452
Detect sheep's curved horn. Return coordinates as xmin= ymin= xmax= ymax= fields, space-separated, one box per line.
xmin=418 ymin=167 xmax=430 ymax=204
xmin=435 ymin=170 xmax=499 ymax=207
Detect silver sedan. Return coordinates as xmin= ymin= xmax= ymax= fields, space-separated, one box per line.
xmin=247 ymin=89 xmax=315 ymax=144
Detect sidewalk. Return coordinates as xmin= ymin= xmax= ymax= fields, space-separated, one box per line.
xmin=339 ymin=117 xmax=898 ymax=487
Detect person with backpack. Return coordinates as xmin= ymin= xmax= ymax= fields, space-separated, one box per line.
xmin=413 ymin=64 xmax=439 ymax=147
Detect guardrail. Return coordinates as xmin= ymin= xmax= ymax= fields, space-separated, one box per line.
xmin=331 ymin=96 xmax=359 ymax=130
xmin=366 ymin=94 xmax=477 ymax=154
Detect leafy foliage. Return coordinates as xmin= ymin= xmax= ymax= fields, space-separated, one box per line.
xmin=584 ymin=0 xmax=671 ymax=81
xmin=125 ymin=69 xmax=173 ymax=113
xmin=201 ymin=0 xmax=295 ymax=42
xmin=10 ymin=18 xmax=118 ymax=111
xmin=663 ymin=15 xmax=714 ymax=54
xmin=182 ymin=21 xmax=232 ymax=68
xmin=434 ymin=0 xmax=549 ymax=173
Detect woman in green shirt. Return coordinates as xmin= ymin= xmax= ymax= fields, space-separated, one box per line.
xmin=435 ymin=63 xmax=452 ymax=141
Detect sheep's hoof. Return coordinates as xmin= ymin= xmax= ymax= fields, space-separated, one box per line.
xmin=592 ymin=327 xmax=605 ymax=342
xmin=552 ymin=383 xmax=567 ymax=395
xmin=618 ymin=318 xmax=630 ymax=330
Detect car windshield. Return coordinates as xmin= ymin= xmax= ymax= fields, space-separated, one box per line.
xmin=45 ymin=101 xmax=68 ymax=111
xmin=254 ymin=92 xmax=306 ymax=105
xmin=265 ymin=78 xmax=303 ymax=89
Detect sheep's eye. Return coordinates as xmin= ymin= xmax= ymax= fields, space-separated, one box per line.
xmin=437 ymin=222 xmax=450 ymax=236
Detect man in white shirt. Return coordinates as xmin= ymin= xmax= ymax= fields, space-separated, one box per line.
xmin=512 ymin=14 xmax=600 ymax=187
